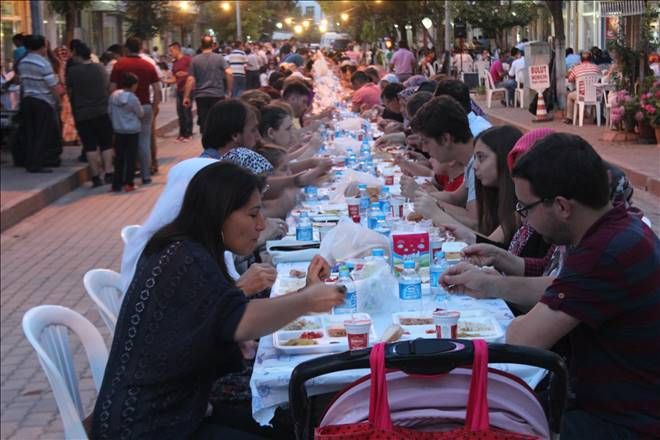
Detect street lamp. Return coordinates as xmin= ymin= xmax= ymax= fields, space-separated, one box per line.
xmin=340 ymin=12 xmax=349 ymax=22
xmin=303 ymin=20 xmax=310 ymax=29
xmin=284 ymin=17 xmax=293 ymax=25
xmin=422 ymin=17 xmax=433 ymax=30
xmin=319 ymin=23 xmax=328 ymax=33
xmin=221 ymin=1 xmax=230 ymax=12
xmin=276 ymin=22 xmax=283 ymax=29
xmin=178 ymin=0 xmax=191 ymax=11
xmin=294 ymin=24 xmax=303 ymax=34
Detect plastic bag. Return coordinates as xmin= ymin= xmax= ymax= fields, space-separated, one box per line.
xmin=319 ymin=217 xmax=390 ymax=265
xmin=328 ymin=169 xmax=383 ymax=203
xmin=353 ymin=261 xmax=400 ymax=314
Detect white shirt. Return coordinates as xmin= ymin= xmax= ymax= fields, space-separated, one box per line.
xmin=508 ymin=56 xmax=525 ymax=79
xmin=139 ymin=53 xmax=164 ymax=79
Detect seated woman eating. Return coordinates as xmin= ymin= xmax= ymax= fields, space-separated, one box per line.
xmin=92 ymin=162 xmax=344 ymax=439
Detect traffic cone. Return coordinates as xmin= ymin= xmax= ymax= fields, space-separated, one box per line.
xmin=533 ymin=91 xmax=553 ymax=123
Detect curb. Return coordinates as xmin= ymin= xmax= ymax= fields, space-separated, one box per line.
xmin=486 ymin=113 xmax=660 ymax=198
xmin=1 ymin=113 xmax=185 ymax=233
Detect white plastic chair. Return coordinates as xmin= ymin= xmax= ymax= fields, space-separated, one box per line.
xmin=22 ymin=305 xmax=108 ymax=440
xmin=573 ymin=74 xmax=601 ymax=127
xmin=484 ymin=70 xmax=507 ymax=108
xmin=474 ymin=60 xmax=489 ymax=86
xmin=83 ymin=269 xmax=124 ymax=335
xmin=120 ymin=224 xmax=142 ymax=245
xmin=514 ymin=70 xmax=525 ymax=109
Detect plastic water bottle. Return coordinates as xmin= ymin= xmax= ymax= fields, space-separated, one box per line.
xmin=430 ymin=252 xmax=450 ymax=303
xmin=345 ymin=148 xmax=355 ymax=168
xmin=374 ymin=219 xmax=391 ymax=237
xmin=305 ymin=186 xmax=318 ymax=202
xmin=370 ymin=248 xmax=387 ymax=262
xmin=360 ymin=139 xmax=371 ymax=160
xmin=367 ymin=202 xmax=385 ymax=229
xmin=379 ymin=186 xmax=391 ymax=217
xmin=296 ymin=212 xmax=313 ymax=241
xmin=399 ymin=260 xmax=422 ymax=311
xmin=358 ymin=184 xmax=370 ymax=217
xmin=334 ymin=266 xmax=357 ymax=314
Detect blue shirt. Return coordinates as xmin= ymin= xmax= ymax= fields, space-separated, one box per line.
xmin=284 ymin=53 xmax=304 ymax=67
xmin=565 ymin=54 xmax=581 ymax=70
xmin=468 ymin=111 xmax=492 ymax=138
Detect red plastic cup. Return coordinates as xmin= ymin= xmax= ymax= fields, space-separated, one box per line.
xmin=351 ymin=215 xmax=361 ymax=224
xmin=344 ymin=319 xmax=371 ymax=350
xmin=384 ymin=173 xmax=394 ymax=186
xmin=433 ymin=310 xmax=460 ymax=339
xmin=347 ymin=197 xmax=360 ymax=218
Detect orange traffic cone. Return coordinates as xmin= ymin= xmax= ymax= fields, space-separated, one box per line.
xmin=533 ymin=91 xmax=553 ymax=123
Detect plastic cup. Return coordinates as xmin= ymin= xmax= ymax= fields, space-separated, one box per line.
xmin=344 ymin=319 xmax=371 ymax=350
xmin=390 ymin=196 xmax=405 ymax=218
xmin=433 ymin=311 xmax=461 ymax=339
xmin=384 ymin=172 xmax=394 ymax=186
xmin=318 ymin=222 xmax=335 ymax=241
xmin=346 ymin=197 xmax=360 ymax=218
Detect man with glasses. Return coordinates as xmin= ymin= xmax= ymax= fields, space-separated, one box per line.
xmin=444 ymin=133 xmax=660 ymax=439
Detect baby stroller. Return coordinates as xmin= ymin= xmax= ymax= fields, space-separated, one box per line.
xmin=289 ymin=339 xmax=567 ymax=439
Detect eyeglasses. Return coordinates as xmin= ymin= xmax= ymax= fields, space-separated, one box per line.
xmin=515 ymin=199 xmax=549 ymax=218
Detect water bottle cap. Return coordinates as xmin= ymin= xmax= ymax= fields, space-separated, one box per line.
xmin=358 ymin=183 xmax=367 ymax=189
xmin=403 ymin=260 xmax=416 ymax=269
xmin=370 ymin=202 xmax=381 ymax=209
xmin=372 ymin=248 xmax=385 ymax=256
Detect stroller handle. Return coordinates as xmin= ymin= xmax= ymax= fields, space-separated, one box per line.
xmin=289 ymin=339 xmax=568 ymax=440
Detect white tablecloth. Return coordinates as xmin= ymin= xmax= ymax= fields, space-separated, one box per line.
xmin=250 ymin=262 xmax=547 ymax=426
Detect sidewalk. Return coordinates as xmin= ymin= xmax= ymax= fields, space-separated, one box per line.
xmin=475 ymin=96 xmax=660 ymax=197
xmin=0 ymin=99 xmax=184 ymax=232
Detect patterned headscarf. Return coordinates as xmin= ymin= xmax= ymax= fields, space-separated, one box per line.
xmin=220 ymin=147 xmax=274 ymax=175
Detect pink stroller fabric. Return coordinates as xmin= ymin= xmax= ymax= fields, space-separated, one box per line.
xmin=319 ymin=368 xmax=550 ymax=439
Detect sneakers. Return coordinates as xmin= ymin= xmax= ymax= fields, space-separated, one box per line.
xmin=91 ymin=176 xmax=103 ymax=187
xmin=123 ymin=184 xmax=135 ymax=193
xmin=142 ymin=178 xmax=152 ymax=185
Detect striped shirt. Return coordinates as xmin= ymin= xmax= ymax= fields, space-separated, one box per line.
xmin=17 ymin=52 xmax=59 ymax=107
xmin=567 ymin=61 xmax=601 ymax=83
xmin=541 ymin=204 xmax=660 ymax=436
xmin=227 ymin=50 xmax=247 ymax=76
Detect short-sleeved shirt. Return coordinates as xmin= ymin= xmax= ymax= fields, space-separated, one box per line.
xmin=189 ymin=52 xmax=229 ymax=98
xmin=540 ymin=204 xmax=660 ymax=436
xmin=390 ymin=49 xmax=415 ymax=75
xmin=468 ymin=111 xmax=492 ymax=137
xmin=171 ymin=55 xmax=192 ymax=92
xmin=227 ymin=49 xmax=247 ymax=76
xmin=283 ymin=53 xmax=304 ymax=67
xmin=110 ymin=55 xmax=160 ymax=105
xmin=66 ymin=62 xmax=110 ymax=121
xmin=489 ymin=59 xmax=504 ymax=83
xmin=352 ymin=83 xmax=381 ymax=110
xmin=17 ymin=52 xmax=59 ymax=107
xmin=565 ymin=53 xmax=581 ymax=70
xmin=464 ymin=155 xmax=476 ymax=203
xmin=567 ymin=61 xmax=601 ymax=83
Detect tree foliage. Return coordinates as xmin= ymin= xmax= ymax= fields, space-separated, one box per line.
xmin=47 ymin=0 xmax=93 ymax=44
xmin=122 ymin=0 xmax=171 ymax=40
xmin=202 ymin=1 xmax=297 ymax=43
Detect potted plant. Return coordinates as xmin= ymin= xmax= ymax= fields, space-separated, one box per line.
xmin=638 ymin=79 xmax=660 ymax=144
xmin=610 ymin=90 xmax=639 ymax=133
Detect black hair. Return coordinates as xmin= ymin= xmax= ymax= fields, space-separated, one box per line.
xmin=69 ymin=39 xmax=83 ymax=51
xmin=434 ymin=79 xmax=471 ymax=113
xmin=473 ymin=126 xmax=523 ymax=242
xmin=259 ymin=105 xmax=290 ymax=137
xmin=24 ymin=35 xmax=46 ymax=51
xmin=417 ymin=80 xmax=437 ymax=94
xmin=202 ymin=99 xmax=250 ymax=150
xmin=340 ymin=64 xmax=357 ymax=74
xmin=282 ymin=81 xmax=310 ymax=100
xmin=107 ymin=44 xmax=123 ymax=56
xmin=125 ymin=36 xmax=142 ymax=54
xmin=201 ymin=35 xmax=214 ymax=50
xmin=406 ymin=91 xmax=433 ymax=118
xmin=12 ymin=33 xmax=24 ymax=45
xmin=566 ymin=47 xmax=574 ymax=56
xmin=510 ymin=47 xmax=519 ymax=57
xmin=381 ymin=83 xmax=405 ymax=102
xmin=145 ymin=162 xmax=265 ymax=281
xmin=280 ymin=44 xmax=291 ymax=56
xmin=169 ymin=41 xmax=181 ymax=49
xmin=297 ymin=47 xmax=308 ymax=56
xmin=512 ymin=133 xmax=610 ymax=209
xmin=350 ymin=70 xmax=370 ymax=86
xmin=410 ymin=95 xmax=472 ymax=143
xmin=268 ymin=71 xmax=284 ymax=88
xmin=100 ymin=51 xmax=116 ymax=65
xmin=398 ymin=40 xmax=408 ymax=50
xmin=76 ymin=42 xmax=92 ymax=60
xmin=364 ymin=67 xmax=380 ymax=83
xmin=119 ymin=71 xmax=139 ymax=88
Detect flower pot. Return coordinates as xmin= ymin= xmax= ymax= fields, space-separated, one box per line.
xmin=637 ymin=120 xmax=656 ymax=144
xmin=624 ymin=114 xmax=636 ymax=133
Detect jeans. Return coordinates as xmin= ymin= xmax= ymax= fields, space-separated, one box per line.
xmin=246 ymin=70 xmax=260 ymax=90
xmin=232 ymin=75 xmax=246 ymax=97
xmin=561 ymin=410 xmax=638 ymax=440
xmin=176 ymin=91 xmax=193 ymax=137
xmin=138 ymin=104 xmax=153 ymax=181
xmin=503 ymin=79 xmax=517 ymax=104
xmin=196 ymin=97 xmax=223 ymax=134
xmin=113 ymin=133 xmax=139 ymax=189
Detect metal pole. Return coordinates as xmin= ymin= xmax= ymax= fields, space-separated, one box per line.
xmin=444 ymin=0 xmax=451 ymax=74
xmin=235 ymin=0 xmax=242 ymax=41
xmin=30 ymin=0 xmax=44 ymax=35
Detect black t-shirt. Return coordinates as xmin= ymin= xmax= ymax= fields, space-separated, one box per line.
xmin=66 ymin=62 xmax=110 ymax=122
xmin=92 ymin=240 xmax=248 ymax=439
xmin=381 ymin=108 xmax=404 ymax=123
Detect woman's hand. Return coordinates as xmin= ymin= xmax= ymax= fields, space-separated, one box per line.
xmin=413 ymin=190 xmax=443 ymax=220
xmin=461 ymin=243 xmax=503 ymax=267
xmin=399 ymin=174 xmax=419 ymax=199
xmin=301 ymin=283 xmax=346 ymax=313
xmin=236 ymin=263 xmax=278 ymax=296
xmin=439 ymin=262 xmax=500 ymax=299
xmin=306 ymin=255 xmax=330 ymax=286
xmin=438 ymin=223 xmax=477 ymax=245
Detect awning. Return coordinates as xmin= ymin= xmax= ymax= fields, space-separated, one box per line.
xmin=600 ymin=0 xmax=648 ymax=16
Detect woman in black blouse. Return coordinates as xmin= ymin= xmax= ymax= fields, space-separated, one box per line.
xmin=92 ymin=162 xmax=344 ymax=439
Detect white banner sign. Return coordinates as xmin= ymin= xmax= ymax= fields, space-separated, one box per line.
xmin=528 ymin=64 xmax=550 ymax=91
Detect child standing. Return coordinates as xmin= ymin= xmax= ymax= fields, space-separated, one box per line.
xmin=108 ymin=72 xmax=143 ymax=192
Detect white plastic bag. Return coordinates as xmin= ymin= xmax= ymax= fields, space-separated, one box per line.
xmin=319 ymin=217 xmax=390 ymax=265
xmin=328 ymin=169 xmax=383 ymax=203
xmin=353 ymin=261 xmax=400 ymax=314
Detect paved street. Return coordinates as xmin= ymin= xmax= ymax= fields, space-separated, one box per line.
xmin=1 ymin=105 xmax=659 ymax=439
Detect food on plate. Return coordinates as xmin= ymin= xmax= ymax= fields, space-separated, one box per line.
xmin=283 ymin=318 xmax=321 ymax=331
xmin=407 ymin=212 xmax=424 ymax=222
xmin=442 ymin=242 xmax=468 ymax=261
xmin=289 ymin=269 xmax=307 ymax=279
xmin=457 ymin=321 xmax=494 ymax=337
xmin=327 ymin=325 xmax=347 ymax=338
xmin=425 ymin=329 xmax=436 ymax=334
xmin=283 ymin=338 xmax=318 ymax=346
xmin=300 ymin=331 xmax=324 ymax=339
xmin=381 ymin=324 xmax=404 ymax=342
xmin=399 ymin=317 xmax=434 ymax=326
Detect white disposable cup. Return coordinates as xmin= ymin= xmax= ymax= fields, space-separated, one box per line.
xmin=344 ymin=319 xmax=371 ymax=350
xmin=433 ymin=311 xmax=461 ymax=339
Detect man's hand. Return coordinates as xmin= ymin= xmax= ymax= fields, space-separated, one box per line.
xmin=399 ymin=174 xmax=419 ymax=199
xmin=236 ymin=263 xmax=278 ymax=296
xmin=182 ymin=96 xmax=191 ymax=107
xmin=439 ymin=262 xmax=500 ymax=299
xmin=300 ymin=283 xmax=346 ymax=313
xmin=306 ymin=255 xmax=330 ymax=286
xmin=438 ymin=223 xmax=476 ymax=245
xmin=461 ymin=243 xmax=503 ymax=267
xmin=413 ymin=189 xmax=443 ymax=220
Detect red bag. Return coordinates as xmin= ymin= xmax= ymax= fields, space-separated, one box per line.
xmin=315 ymin=340 xmax=538 ymax=440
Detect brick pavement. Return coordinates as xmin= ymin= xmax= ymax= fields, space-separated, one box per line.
xmin=1 ymin=101 xmax=659 ymax=439
xmin=0 ymin=109 xmax=201 ymax=439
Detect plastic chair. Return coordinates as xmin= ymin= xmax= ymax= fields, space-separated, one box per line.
xmin=514 ymin=70 xmax=525 ymax=109
xmin=120 ymin=224 xmax=142 ymax=245
xmin=484 ymin=70 xmax=507 ymax=108
xmin=22 ymin=305 xmax=109 ymax=440
xmin=83 ymin=269 xmax=124 ymax=335
xmin=573 ymin=74 xmax=601 ymax=127
xmin=474 ymin=60 xmax=489 ymax=86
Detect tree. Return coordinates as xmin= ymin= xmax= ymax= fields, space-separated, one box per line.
xmin=47 ymin=0 xmax=93 ymax=45
xmin=122 ymin=0 xmax=171 ymax=41
xmin=544 ymin=0 xmax=566 ymax=111
xmin=202 ymin=1 xmax=296 ymax=43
